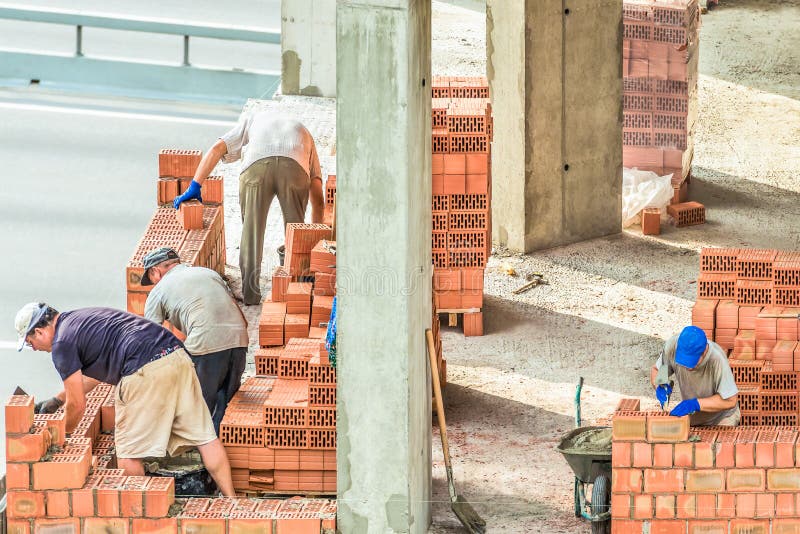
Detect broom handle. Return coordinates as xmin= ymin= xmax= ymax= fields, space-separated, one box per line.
xmin=426 ymin=329 xmax=452 ymax=469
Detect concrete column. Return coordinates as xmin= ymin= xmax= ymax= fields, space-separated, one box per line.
xmin=281 ymin=0 xmax=337 ymax=97
xmin=487 ymin=0 xmax=622 ymax=252
xmin=336 ymin=1 xmax=432 ymax=532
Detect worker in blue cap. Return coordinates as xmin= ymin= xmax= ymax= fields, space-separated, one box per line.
xmin=650 ymin=326 xmax=740 ymax=426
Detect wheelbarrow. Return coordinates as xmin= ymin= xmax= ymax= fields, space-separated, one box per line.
xmin=555 ymin=377 xmax=612 ymax=534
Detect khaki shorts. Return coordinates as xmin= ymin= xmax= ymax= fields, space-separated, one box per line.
xmin=114 ymin=349 xmax=217 ymax=458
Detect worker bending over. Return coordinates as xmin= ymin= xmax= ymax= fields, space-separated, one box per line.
xmin=15 ymin=302 xmax=235 ymax=495
xmin=173 ymin=112 xmax=325 ymax=305
xmin=141 ymin=247 xmax=248 ymax=432
xmin=650 ymin=325 xmax=740 ymax=426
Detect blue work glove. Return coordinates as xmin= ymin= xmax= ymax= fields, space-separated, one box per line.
xmin=173 ymin=180 xmax=202 ymax=209
xmin=655 ymin=383 xmax=673 ymax=409
xmin=669 ymin=398 xmax=700 ymax=417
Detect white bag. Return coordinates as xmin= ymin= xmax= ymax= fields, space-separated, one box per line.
xmin=622 ymin=168 xmax=674 ymax=228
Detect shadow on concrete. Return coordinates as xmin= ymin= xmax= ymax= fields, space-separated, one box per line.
xmin=442 ymin=295 xmax=661 ymax=400
xmin=430 ymin=384 xmax=586 ymax=533
xmin=699 ymin=0 xmax=800 ymax=101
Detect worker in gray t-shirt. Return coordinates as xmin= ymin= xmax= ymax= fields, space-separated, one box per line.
xmin=141 ymin=247 xmax=249 ymax=432
xmin=172 ymin=111 xmax=325 ymax=305
xmin=650 ymin=325 xmax=740 ymax=426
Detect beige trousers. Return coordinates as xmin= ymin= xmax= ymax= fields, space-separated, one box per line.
xmin=239 ymin=156 xmax=309 ymax=305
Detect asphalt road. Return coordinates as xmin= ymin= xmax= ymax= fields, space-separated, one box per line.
xmin=0 ymin=74 xmax=253 ymax=471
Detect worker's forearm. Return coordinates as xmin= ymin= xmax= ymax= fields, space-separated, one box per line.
xmin=698 ymin=394 xmax=736 ymax=413
xmin=193 ymin=141 xmax=227 ymax=185
xmin=64 ymin=403 xmax=85 ymax=434
xmin=311 ymin=200 xmax=324 ymax=224
xmin=649 ymin=367 xmax=658 ymax=388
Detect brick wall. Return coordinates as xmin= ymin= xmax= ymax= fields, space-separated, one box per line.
xmin=612 ymin=405 xmax=800 ymax=533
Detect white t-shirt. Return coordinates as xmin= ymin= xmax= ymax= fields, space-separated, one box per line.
xmin=144 ymin=264 xmax=248 ymax=355
xmin=220 ymin=111 xmax=321 ymax=181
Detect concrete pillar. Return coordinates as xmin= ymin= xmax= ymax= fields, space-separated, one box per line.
xmin=336 ymin=1 xmax=432 ymax=532
xmin=487 ymin=0 xmax=622 ymax=252
xmin=281 ymin=0 xmax=337 ymax=97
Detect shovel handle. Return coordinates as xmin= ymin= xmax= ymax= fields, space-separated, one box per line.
xmin=426 ymin=329 xmax=452 ymax=469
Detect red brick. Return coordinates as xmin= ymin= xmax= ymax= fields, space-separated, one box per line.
xmin=96 ymin=476 xmax=123 ymax=517
xmin=632 ymin=494 xmax=653 ymax=519
xmin=756 ymin=493 xmax=775 ymax=518
xmin=674 ymin=442 xmax=693 ymax=468
xmin=84 ymin=517 xmax=129 ymax=534
xmin=612 ymin=442 xmax=632 ymax=468
xmin=735 ymin=429 xmax=757 ymax=467
xmin=633 ymin=442 xmax=653 ymax=467
xmin=654 ymin=494 xmax=676 ymax=519
xmin=730 ymin=519 xmax=769 ymax=534
xmin=45 ymin=491 xmax=70 ymax=518
xmin=6 ymin=395 xmax=35 ymax=433
xmin=643 ymin=469 xmax=683 ymax=493
xmin=6 ymin=520 xmax=30 ymax=534
xmin=179 ymin=518 xmax=225 ymax=533
xmin=776 ymin=430 xmax=797 ymax=467
xmin=228 ymin=517 xmax=273 ymax=534
xmin=612 ymin=412 xmax=647 ymax=441
xmin=685 ymin=470 xmax=724 ymax=492
xmin=695 ymin=494 xmax=716 ymax=519
xmin=7 ymin=462 xmax=31 ymax=490
xmin=653 ymin=444 xmax=673 ymax=467
xmin=610 ymin=494 xmax=630 ymax=519
xmin=676 ymin=494 xmax=696 ymax=518
xmin=767 ymin=468 xmax=800 ymax=491
xmin=32 ymin=455 xmax=91 ymax=490
xmin=649 ymin=520 xmax=685 ymax=534
xmin=714 ymin=431 xmax=738 ymax=468
xmin=7 ymin=428 xmax=50 ymax=462
xmin=727 ymin=468 xmax=765 ymax=492
xmin=33 ymin=518 xmax=80 ymax=534
xmin=641 ymin=207 xmax=661 ymax=235
xmin=646 ymin=415 xmax=689 ymax=443
xmin=774 ymin=519 xmax=800 ymax=534
xmin=777 ymin=492 xmax=796 ymax=517
xmin=463 ymin=312 xmax=484 ymax=337
xmin=7 ymin=491 xmax=46 ymax=519
xmin=717 ymin=493 xmax=735 ymax=519
xmin=687 ymin=520 xmax=727 ymax=534
xmin=120 ymin=476 xmax=149 ymax=517
xmin=612 ymin=468 xmax=643 ymax=493
xmin=612 ymin=520 xmax=643 ymax=534
xmin=71 ymin=484 xmax=95 ymax=517
xmin=131 ymin=518 xmax=178 ymax=534
xmin=144 ymin=476 xmax=175 ymax=518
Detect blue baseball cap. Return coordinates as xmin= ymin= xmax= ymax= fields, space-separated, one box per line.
xmin=675 ymin=326 xmax=708 ymax=369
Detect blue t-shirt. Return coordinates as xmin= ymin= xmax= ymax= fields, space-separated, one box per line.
xmin=51 ymin=307 xmax=182 ymax=385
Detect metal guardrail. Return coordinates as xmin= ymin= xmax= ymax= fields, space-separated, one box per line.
xmin=0 ymin=3 xmax=281 ymax=103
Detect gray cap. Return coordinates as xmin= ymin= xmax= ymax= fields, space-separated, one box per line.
xmin=141 ymin=247 xmax=180 ymax=286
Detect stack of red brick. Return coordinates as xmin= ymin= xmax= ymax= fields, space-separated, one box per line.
xmin=623 ymin=0 xmax=705 ymax=230
xmin=612 ymin=399 xmax=800 ymax=533
xmin=4 ymin=389 xmax=179 ymax=533
xmin=430 ymin=75 xmax=492 ymax=337
xmin=126 ymin=150 xmax=226 ymax=323
xmin=220 ymin=350 xmax=337 ymax=494
xmin=6 ymin=388 xmax=338 ymax=532
xmin=156 ymin=149 xmax=223 ymax=205
xmin=693 ymin=248 xmax=800 ymax=425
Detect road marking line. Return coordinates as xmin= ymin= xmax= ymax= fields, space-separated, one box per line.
xmin=0 ymin=100 xmax=236 ymax=126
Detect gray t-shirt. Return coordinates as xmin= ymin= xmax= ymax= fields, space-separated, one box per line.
xmin=144 ymin=264 xmax=248 ymax=355
xmin=655 ymin=334 xmax=739 ymax=426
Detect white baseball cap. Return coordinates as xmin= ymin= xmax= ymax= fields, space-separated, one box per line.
xmin=15 ymin=302 xmax=48 ymax=351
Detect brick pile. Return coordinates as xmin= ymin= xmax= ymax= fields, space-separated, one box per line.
xmin=5 ymin=380 xmax=338 ymax=531
xmin=323 ymin=174 xmax=335 ymax=227
xmin=692 ymin=247 xmax=800 ymax=425
xmin=430 ymin=75 xmax=492 ymax=337
xmin=612 ymin=399 xmax=800 ymax=532
xmin=156 ymin=149 xmax=224 ymax=205
xmin=623 ymin=0 xmax=706 ymax=228
xmin=126 ymin=150 xmax=226 ymax=323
